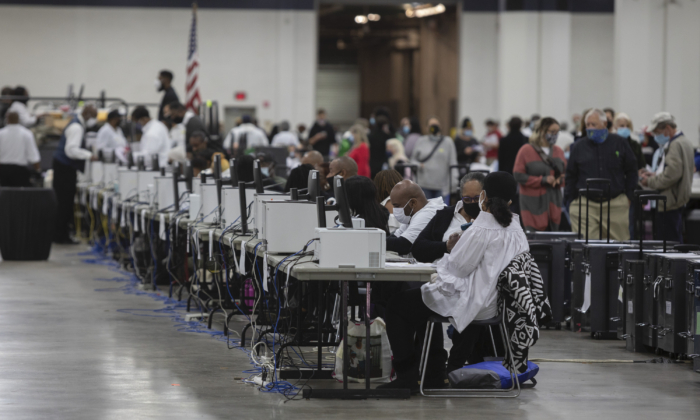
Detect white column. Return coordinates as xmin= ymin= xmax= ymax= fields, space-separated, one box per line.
xmin=458 ymin=12 xmax=499 ymax=138
xmin=539 ymin=12 xmax=571 ymax=125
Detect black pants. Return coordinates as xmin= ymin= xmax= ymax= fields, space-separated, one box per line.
xmin=0 ymin=164 xmax=31 ymax=187
xmin=654 ymin=207 xmax=684 ymax=243
xmin=385 ymin=288 xmax=485 ymax=374
xmin=52 ymin=159 xmax=78 ymax=242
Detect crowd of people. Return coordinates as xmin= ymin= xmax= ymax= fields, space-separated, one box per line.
xmin=0 ymin=69 xmax=695 ymax=245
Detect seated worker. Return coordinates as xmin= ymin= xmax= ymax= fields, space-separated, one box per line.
xmin=191 ymin=149 xmax=213 ymax=177
xmin=344 ymin=176 xmax=390 ymax=232
xmin=257 ymin=152 xmax=286 ymax=191
xmin=379 ymin=172 xmax=528 ymax=391
xmin=327 ymin=156 xmax=358 ymax=180
xmin=412 ymin=172 xmax=485 ymax=263
xmin=386 ymin=180 xmax=445 ymax=256
xmin=302 ymin=150 xmax=333 ymax=197
xmin=374 ymin=169 xmax=404 ymax=234
xmin=284 ymin=163 xmax=314 ymax=193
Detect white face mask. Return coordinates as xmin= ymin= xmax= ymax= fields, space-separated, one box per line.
xmin=393 ymin=199 xmax=414 ymax=225
xmin=478 ymin=191 xmax=486 ymax=212
xmin=86 ymin=117 xmax=97 ymax=128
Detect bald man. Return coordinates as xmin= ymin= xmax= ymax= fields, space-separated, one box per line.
xmin=301 ymin=150 xmax=324 ymax=171
xmin=387 ymin=180 xmax=445 ymax=255
xmin=327 ymin=156 xmax=357 ymax=179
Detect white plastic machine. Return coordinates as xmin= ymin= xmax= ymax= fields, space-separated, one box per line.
xmin=91 ymin=161 xmax=104 ymax=185
xmin=155 ymin=174 xmax=187 ymax=211
xmin=103 ymin=162 xmax=118 ymax=185
xmin=222 ymin=186 xmax=255 ymax=229
xmin=138 ymin=170 xmax=158 ymax=203
xmin=252 ymin=192 xmax=290 ymax=232
xmin=199 ymin=179 xmax=219 ymax=223
xmin=313 ymin=228 xmax=386 ymax=268
xmin=262 ymin=201 xmax=338 ymax=254
xmin=117 ymin=168 xmax=139 ymax=201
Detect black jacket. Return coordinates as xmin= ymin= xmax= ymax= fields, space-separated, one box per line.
xmin=158 ymin=87 xmax=179 ymax=121
xmin=498 ymin=131 xmax=526 ymax=175
xmin=411 ymin=205 xmax=456 ymax=263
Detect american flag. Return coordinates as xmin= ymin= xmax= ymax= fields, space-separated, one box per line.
xmin=185 ymin=3 xmax=202 ymax=113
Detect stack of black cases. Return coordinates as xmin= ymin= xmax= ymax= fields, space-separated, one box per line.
xmin=624 ymin=258 xmax=646 ymax=351
xmin=684 ymin=262 xmax=700 ymax=362
xmin=529 ymin=240 xmax=568 ymax=329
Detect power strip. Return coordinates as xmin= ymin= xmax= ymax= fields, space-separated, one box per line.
xmin=252 ymin=375 xmax=270 ymax=387
xmin=184 ymin=313 xmax=209 ymax=322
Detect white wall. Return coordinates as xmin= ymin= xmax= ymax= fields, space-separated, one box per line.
xmin=569 ymin=14 xmax=615 ymax=124
xmin=458 ymin=12 xmax=499 ymax=138
xmin=0 ymin=5 xmax=317 ymax=131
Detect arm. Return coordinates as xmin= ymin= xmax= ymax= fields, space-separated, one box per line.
xmin=17 ymin=104 xmax=37 ymax=127
xmin=563 ymin=143 xmax=579 ymax=206
xmin=448 ymin=138 xmax=458 ymax=189
xmin=513 ymin=146 xmax=544 ymax=188
xmin=411 ymin=216 xmax=448 ymax=263
xmin=223 ymin=129 xmax=234 ymax=150
xmin=620 ymin=140 xmax=639 ymax=201
xmin=443 ymin=227 xmax=488 ymax=278
xmin=386 ymin=236 xmax=413 ymax=255
xmin=648 ymin=142 xmax=684 ymax=191
xmin=25 ymin=130 xmax=41 ymax=167
xmin=64 ymin=123 xmax=92 ymax=160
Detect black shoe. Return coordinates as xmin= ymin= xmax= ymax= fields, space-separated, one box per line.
xmin=377 ymin=375 xmax=419 ymax=394
xmin=54 ymin=237 xmax=81 ymax=245
xmin=421 ymin=371 xmax=450 ymax=389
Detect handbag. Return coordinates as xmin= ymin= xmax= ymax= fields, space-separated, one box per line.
xmin=415 ymin=136 xmax=446 ymax=163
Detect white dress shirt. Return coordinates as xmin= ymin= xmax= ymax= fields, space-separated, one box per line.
xmin=64 ymin=114 xmax=92 ymax=160
xmin=393 ymin=197 xmax=445 ymax=244
xmin=6 ymin=101 xmax=37 ymax=127
xmin=134 ymin=119 xmax=171 ymax=167
xmin=271 ymin=130 xmax=301 ymax=148
xmin=95 ymin=123 xmax=126 ymax=154
xmin=169 ymin=110 xmax=196 ymax=149
xmin=441 ymin=200 xmax=468 ymax=242
xmin=381 ymin=196 xmax=401 ymax=234
xmin=0 ymin=123 xmax=40 ymax=165
xmin=223 ymin=123 xmax=269 ymax=150
xmin=422 ymin=211 xmax=529 ymax=332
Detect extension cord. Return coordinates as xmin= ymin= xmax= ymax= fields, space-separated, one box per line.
xmin=184 ymin=313 xmax=209 ymax=322
xmin=252 ymin=375 xmax=270 ymax=387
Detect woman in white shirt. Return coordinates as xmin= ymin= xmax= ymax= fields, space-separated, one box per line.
xmin=378 ymin=171 xmax=529 ymax=392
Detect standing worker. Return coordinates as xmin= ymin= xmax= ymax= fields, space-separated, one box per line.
xmin=130 ymin=106 xmax=171 ymax=168
xmin=638 ymin=112 xmax=694 ymax=242
xmin=94 ymin=110 xmax=126 ymax=158
xmin=52 ymin=104 xmax=97 ymax=244
xmin=0 ymin=111 xmax=41 ymax=186
xmin=411 ymin=117 xmax=457 ymax=203
xmin=156 ymin=70 xmax=179 ymax=122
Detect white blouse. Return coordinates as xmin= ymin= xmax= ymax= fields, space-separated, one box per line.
xmin=421 ymin=211 xmax=529 ymax=333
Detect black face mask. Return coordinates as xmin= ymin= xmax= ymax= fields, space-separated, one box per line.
xmin=462 ymin=202 xmax=481 ymax=219
xmin=429 ymin=124 xmax=440 ymax=135
xmin=172 ymin=115 xmax=184 ymax=124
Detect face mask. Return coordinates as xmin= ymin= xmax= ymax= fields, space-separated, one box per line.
xmin=261 ymin=167 xmax=270 ymax=177
xmin=155 ymin=79 xmax=163 ymax=92
xmin=429 ymin=124 xmax=440 ymax=135
xmin=347 ymin=134 xmax=354 ymax=143
xmin=86 ymin=117 xmax=97 ymax=128
xmin=616 ymin=127 xmax=631 ymax=138
xmin=393 ymin=199 xmax=414 ymax=224
xmin=564 ymin=151 xmax=570 ymax=160
xmin=172 ymin=115 xmax=184 ymax=124
xmin=654 ymin=133 xmax=670 ymax=146
xmin=478 ymin=191 xmax=486 ymax=212
xmin=462 ymin=202 xmax=481 ymax=219
xmin=586 ymin=128 xmax=609 ymax=144
xmin=545 ymin=132 xmax=558 ymax=145
xmin=369 ymin=117 xmax=376 ymax=125
xmin=402 ymin=126 xmax=410 ymax=134
xmin=463 ymin=129 xmax=473 ymax=137
xmin=529 ymin=121 xmax=536 ymax=130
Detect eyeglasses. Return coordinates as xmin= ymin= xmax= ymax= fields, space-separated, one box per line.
xmin=461 ymin=195 xmax=481 ymax=204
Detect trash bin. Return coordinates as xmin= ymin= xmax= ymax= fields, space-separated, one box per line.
xmin=0 ymin=187 xmax=57 ymax=260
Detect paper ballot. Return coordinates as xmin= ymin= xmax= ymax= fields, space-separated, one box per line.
xmin=581 ymin=271 xmax=592 ymax=313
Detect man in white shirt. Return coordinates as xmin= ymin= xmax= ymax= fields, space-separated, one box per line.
xmin=130 ymin=106 xmax=170 ymax=168
xmin=271 ymin=121 xmax=300 ymax=148
xmin=387 ymin=180 xmax=445 ymax=255
xmin=0 ymin=112 xmax=41 ymax=186
xmin=52 ymin=104 xmax=97 ymax=244
xmin=5 ymin=86 xmax=39 ymax=127
xmin=95 ymin=110 xmax=126 ymax=159
xmin=223 ymin=115 xmax=268 ymax=154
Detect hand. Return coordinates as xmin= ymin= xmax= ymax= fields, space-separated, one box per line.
xmin=446 ymin=232 xmax=461 ymax=253
xmin=640 ymin=175 xmax=649 ymax=187
xmin=556 ymin=175 xmax=565 ymax=186
xmin=464 ymin=147 xmax=473 ymax=155
xmin=309 ymin=132 xmax=327 ymax=145
xmin=545 ymin=175 xmax=556 ymax=186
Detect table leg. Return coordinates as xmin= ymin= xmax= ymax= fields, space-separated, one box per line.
xmin=342 ymin=280 xmax=348 ymax=389
xmin=317 ymin=281 xmax=323 ymax=374
xmin=365 ymin=282 xmax=371 ymax=390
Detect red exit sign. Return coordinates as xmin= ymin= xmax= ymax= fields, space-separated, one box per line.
xmin=234 ymin=91 xmax=246 ymax=101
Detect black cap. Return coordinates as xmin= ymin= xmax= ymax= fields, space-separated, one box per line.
xmin=483 ymin=171 xmax=517 ymax=203
xmin=256 ymin=152 xmax=273 ymax=164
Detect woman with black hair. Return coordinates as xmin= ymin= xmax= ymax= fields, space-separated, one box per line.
xmin=344 ymin=176 xmax=389 ymax=233
xmin=454 ymin=117 xmax=481 ymax=165
xmin=379 ymin=171 xmax=529 ymax=392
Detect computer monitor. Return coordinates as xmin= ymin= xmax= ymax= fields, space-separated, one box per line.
xmin=213 ymin=154 xmax=221 ymax=180
xmin=127 ymin=151 xmax=135 ymax=169
xmin=137 ymin=156 xmax=146 ymax=171
xmin=151 ymin=154 xmax=160 ymax=172
xmin=229 ymin=159 xmax=239 ymax=186
xmin=252 ymin=159 xmax=265 ymax=193
xmin=307 ymin=170 xmax=320 ymax=202
xmin=332 ymin=176 xmax=353 ymax=228
xmin=172 ymin=162 xmax=181 ymax=211
xmin=184 ymin=161 xmax=193 ymax=192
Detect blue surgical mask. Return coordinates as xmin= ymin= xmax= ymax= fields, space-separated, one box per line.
xmin=402 ymin=126 xmax=410 ymax=134
xmin=261 ymin=167 xmax=270 ymax=177
xmin=464 ymin=129 xmax=473 ymax=137
xmin=564 ymin=151 xmax=570 ymax=160
xmin=654 ymin=133 xmax=670 ymax=146
xmin=616 ymin=127 xmax=631 ymax=138
xmin=586 ymin=128 xmax=609 ymax=144
xmin=347 ymin=134 xmax=354 ymax=143
xmin=370 ymin=117 xmax=376 ymax=125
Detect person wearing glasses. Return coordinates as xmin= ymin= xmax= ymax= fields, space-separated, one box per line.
xmin=412 ymin=172 xmax=486 ymax=264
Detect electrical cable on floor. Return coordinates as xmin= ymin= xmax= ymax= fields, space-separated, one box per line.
xmin=529 ymin=357 xmax=691 ymax=364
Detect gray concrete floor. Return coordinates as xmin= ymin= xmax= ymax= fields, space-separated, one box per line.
xmin=0 ymin=245 xmax=698 ymax=420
